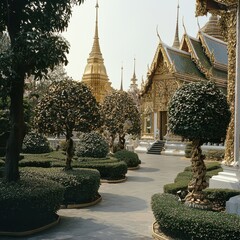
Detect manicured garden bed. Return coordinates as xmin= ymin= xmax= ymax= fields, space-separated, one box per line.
xmin=0 ymin=174 xmax=64 ymax=234
xmin=152 ymin=193 xmax=240 ymax=240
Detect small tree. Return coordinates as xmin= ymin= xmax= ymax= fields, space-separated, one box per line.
xmin=168 ymin=81 xmax=230 ymax=206
xmin=102 ymin=90 xmax=141 ymax=151
xmin=34 ymin=80 xmax=101 ymax=170
xmin=0 ymin=0 xmax=84 ymax=182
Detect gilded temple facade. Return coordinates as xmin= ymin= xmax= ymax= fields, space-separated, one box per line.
xmin=81 ymin=1 xmax=112 ymax=103
xmin=140 ymin=14 xmax=228 ymax=140
xmin=195 ymin=0 xmax=238 ymax=165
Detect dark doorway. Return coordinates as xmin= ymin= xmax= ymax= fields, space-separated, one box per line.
xmin=159 ymin=111 xmax=167 ymax=140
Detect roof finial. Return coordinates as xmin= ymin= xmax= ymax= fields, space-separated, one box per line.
xmin=197 ymin=17 xmax=201 ymax=30
xmin=133 ymin=57 xmax=136 ymax=79
xmin=95 ymin=0 xmax=99 ymax=38
xmin=172 ymin=1 xmax=180 ymax=48
xmin=156 ymin=25 xmax=162 ymax=43
xmin=182 ymin=16 xmax=187 ymax=34
xmin=120 ymin=64 xmax=123 ymax=91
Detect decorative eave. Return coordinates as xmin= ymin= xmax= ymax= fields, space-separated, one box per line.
xmin=196 ymin=0 xmax=237 ymax=16
xmin=181 ymin=34 xmax=212 ymax=79
xmin=198 ymin=31 xmax=228 ymax=71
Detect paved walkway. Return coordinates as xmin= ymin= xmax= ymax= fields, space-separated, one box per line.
xmin=3 ymin=154 xmax=190 ymax=240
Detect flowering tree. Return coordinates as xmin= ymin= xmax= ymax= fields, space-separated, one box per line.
xmin=34 ymin=80 xmax=101 ymax=170
xmin=102 ymin=90 xmax=141 ymax=151
xmin=168 ymin=81 xmax=230 ymax=207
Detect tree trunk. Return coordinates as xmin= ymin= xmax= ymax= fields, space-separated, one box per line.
xmin=118 ymin=134 xmax=125 ymax=150
xmin=185 ymin=139 xmax=208 ymax=204
xmin=5 ymin=76 xmax=25 ymax=182
xmin=4 ymin=0 xmax=27 ymax=182
xmin=109 ymin=134 xmax=115 ymax=153
xmin=65 ymin=133 xmax=74 ymax=170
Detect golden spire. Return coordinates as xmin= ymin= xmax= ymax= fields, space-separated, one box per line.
xmin=82 ymin=0 xmax=112 ymax=103
xmin=89 ymin=0 xmax=102 ymax=59
xmin=131 ymin=58 xmax=137 ymax=86
xmin=172 ymin=1 xmax=180 ymax=48
xmin=120 ymin=65 xmax=123 ymax=91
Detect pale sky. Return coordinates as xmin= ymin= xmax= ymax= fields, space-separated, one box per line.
xmin=63 ymin=0 xmax=209 ymax=90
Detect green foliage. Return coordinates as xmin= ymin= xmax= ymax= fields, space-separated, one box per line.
xmin=102 ymin=90 xmax=141 ymax=137
xmin=19 ymin=158 xmax=52 ymax=168
xmin=113 ymin=150 xmax=141 ymax=168
xmin=184 ymin=161 xmax=221 ymax=172
xmin=75 ymin=132 xmax=109 ymax=158
xmin=22 ymin=132 xmax=51 ymax=154
xmin=0 ymin=174 xmax=64 ymax=232
xmin=22 ymin=167 xmax=100 ymax=205
xmin=168 ymin=81 xmax=231 ymax=142
xmin=151 ymin=193 xmax=240 ymax=240
xmin=34 ymin=80 xmax=101 ymax=137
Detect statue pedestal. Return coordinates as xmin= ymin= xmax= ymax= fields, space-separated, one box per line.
xmin=161 ymin=141 xmax=186 ymax=156
xmin=226 ymin=195 xmax=240 ymax=216
xmin=209 ymin=165 xmax=240 ymax=190
xmin=209 ymin=165 xmax=240 ymax=215
xmin=134 ymin=141 xmax=152 ymax=153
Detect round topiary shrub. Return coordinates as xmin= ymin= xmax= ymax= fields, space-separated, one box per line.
xmin=22 ymin=167 xmax=101 ymax=205
xmin=22 ymin=132 xmax=51 ymax=154
xmin=113 ymin=150 xmax=141 ymax=168
xmin=0 ymin=174 xmax=64 ymax=232
xmin=75 ymin=132 xmax=109 ymax=158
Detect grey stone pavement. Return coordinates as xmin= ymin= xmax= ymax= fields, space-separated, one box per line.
xmin=2 ymin=154 xmax=190 ymax=240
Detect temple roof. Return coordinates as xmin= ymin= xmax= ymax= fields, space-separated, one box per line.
xmin=141 ymin=42 xmax=206 ymax=95
xmin=198 ymin=31 xmax=228 ymax=69
xmin=165 ymin=46 xmax=204 ymax=77
xmin=181 ymin=33 xmax=227 ymax=80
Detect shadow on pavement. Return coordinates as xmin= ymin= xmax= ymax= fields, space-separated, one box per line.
xmin=127 ymin=176 xmax=154 ymax=182
xmin=90 ymin=193 xmax=148 ymax=212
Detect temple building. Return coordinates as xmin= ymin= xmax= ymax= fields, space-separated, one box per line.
xmin=81 ymin=1 xmax=112 ymax=103
xmin=140 ymin=8 xmax=228 ymax=140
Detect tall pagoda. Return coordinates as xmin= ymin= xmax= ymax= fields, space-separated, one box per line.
xmin=81 ymin=0 xmax=112 ymax=103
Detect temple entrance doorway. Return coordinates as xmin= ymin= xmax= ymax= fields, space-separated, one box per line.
xmin=159 ymin=111 xmax=167 ymax=140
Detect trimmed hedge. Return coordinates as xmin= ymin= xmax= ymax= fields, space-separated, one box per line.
xmin=164 ymin=162 xmax=222 ymax=194
xmin=52 ymin=159 xmax=127 ymax=180
xmin=204 ymin=188 xmax=240 ymax=208
xmin=0 ymin=174 xmax=64 ymax=232
xmin=21 ymin=168 xmax=100 ymax=205
xmin=19 ymin=159 xmax=51 ymax=168
xmin=113 ymin=150 xmax=141 ymax=168
xmin=152 ymin=193 xmax=240 ymax=240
